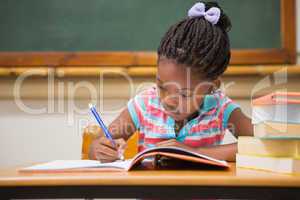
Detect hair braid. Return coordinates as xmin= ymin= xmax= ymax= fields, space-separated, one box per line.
xmin=157 ymin=1 xmax=231 ymax=80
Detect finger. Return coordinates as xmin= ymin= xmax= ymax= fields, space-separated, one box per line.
xmin=157 ymin=140 xmax=179 ymax=147
xmin=117 ymin=147 xmax=126 ymax=160
xmin=95 ymin=150 xmax=118 ymax=160
xmin=157 ymin=142 xmax=173 ymax=147
xmin=96 ymin=154 xmax=118 ymax=163
xmin=95 ymin=146 xmax=119 ymax=157
xmin=116 ymin=140 xmax=126 ymax=157
xmin=158 ymin=143 xmax=177 ymax=147
xmin=92 ymin=141 xmax=118 ymax=157
xmin=99 ymin=138 xmax=118 ymax=150
xmin=156 ymin=139 xmax=176 ymax=146
xmin=97 ymin=150 xmax=118 ymax=159
xmin=96 ymin=151 xmax=117 ymax=160
xmin=116 ymin=140 xmax=127 ymax=151
xmin=115 ymin=138 xmax=126 ymax=148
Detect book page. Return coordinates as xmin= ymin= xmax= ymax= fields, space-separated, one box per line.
xmin=22 ymin=160 xmax=102 ymax=171
xmin=21 ymin=159 xmax=134 ymax=171
xmin=133 ymin=146 xmax=228 ymax=166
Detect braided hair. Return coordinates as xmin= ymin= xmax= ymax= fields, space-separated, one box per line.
xmin=157 ymin=1 xmax=231 ymax=80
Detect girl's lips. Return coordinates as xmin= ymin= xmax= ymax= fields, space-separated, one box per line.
xmin=162 ymin=104 xmax=184 ymax=119
xmin=164 ymin=109 xmax=179 ymax=115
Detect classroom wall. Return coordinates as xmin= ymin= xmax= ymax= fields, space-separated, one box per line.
xmin=1 ymin=73 xmax=300 ymax=168
xmin=0 ymin=1 xmax=300 ymax=168
xmin=0 ymin=76 xmax=246 ymax=167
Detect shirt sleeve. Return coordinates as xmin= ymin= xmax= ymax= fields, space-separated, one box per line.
xmin=127 ymin=90 xmax=149 ymax=129
xmin=218 ymin=95 xmax=240 ymax=131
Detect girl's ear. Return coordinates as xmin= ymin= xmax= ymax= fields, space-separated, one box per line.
xmin=211 ymin=78 xmax=221 ymax=91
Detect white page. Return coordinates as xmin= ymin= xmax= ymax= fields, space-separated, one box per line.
xmin=22 ymin=159 xmax=133 ymax=171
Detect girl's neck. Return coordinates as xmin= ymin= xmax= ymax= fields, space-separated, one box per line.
xmin=174 ymin=110 xmax=200 ymax=135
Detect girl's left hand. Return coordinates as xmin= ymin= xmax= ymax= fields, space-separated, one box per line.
xmin=156 ymin=139 xmax=194 ymax=151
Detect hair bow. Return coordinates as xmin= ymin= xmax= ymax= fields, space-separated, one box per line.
xmin=188 ymin=2 xmax=221 ymax=25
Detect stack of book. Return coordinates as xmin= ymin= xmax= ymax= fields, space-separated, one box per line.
xmin=236 ymin=92 xmax=300 ymax=174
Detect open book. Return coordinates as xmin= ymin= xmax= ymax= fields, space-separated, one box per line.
xmin=20 ymin=146 xmax=229 ymax=172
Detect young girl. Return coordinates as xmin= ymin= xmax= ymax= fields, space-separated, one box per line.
xmin=89 ymin=1 xmax=253 ymax=163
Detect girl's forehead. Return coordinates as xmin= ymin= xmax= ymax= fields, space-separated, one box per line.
xmin=157 ymin=58 xmax=209 ymax=89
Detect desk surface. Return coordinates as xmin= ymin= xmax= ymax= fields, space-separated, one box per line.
xmin=1 ymin=163 xmax=300 ymax=187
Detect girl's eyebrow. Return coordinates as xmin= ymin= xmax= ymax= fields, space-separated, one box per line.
xmin=180 ymin=88 xmax=193 ymax=91
xmin=157 ymin=76 xmax=194 ymax=91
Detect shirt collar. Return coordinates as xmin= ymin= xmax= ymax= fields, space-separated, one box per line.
xmin=186 ymin=91 xmax=219 ymax=121
xmin=201 ymin=92 xmax=219 ymax=113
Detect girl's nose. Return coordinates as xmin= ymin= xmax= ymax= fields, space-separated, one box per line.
xmin=162 ymin=95 xmax=179 ymax=111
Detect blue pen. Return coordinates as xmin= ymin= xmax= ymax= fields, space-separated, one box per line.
xmin=89 ymin=103 xmax=116 ymax=147
xmin=89 ymin=104 xmax=124 ymax=160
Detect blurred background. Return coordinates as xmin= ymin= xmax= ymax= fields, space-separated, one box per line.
xmin=0 ymin=0 xmax=299 ymax=167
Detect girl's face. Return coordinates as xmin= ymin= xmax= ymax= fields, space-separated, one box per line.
xmin=157 ymin=58 xmax=218 ymax=121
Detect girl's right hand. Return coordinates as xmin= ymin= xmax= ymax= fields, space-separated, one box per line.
xmin=90 ymin=136 xmax=126 ymax=163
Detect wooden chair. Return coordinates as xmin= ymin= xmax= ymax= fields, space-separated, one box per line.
xmin=81 ymin=126 xmax=138 ymax=160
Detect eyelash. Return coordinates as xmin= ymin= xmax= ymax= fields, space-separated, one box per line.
xmin=181 ymin=93 xmax=188 ymax=98
xmin=157 ymin=85 xmax=166 ymax=91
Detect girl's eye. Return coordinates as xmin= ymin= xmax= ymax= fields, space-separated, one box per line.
xmin=181 ymin=93 xmax=188 ymax=98
xmin=158 ymin=85 xmax=166 ymax=91
xmin=181 ymin=94 xmax=193 ymax=98
xmin=180 ymin=92 xmax=193 ymax=98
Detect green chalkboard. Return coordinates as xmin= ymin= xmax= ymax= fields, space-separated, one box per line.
xmin=0 ymin=0 xmax=281 ymax=51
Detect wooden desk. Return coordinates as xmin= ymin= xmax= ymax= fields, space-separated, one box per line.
xmin=0 ymin=163 xmax=300 ymax=199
